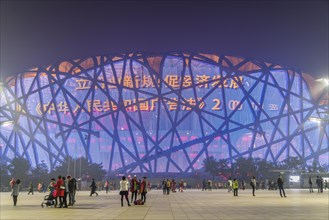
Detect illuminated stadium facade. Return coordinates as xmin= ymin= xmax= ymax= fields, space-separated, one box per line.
xmin=0 ymin=52 xmax=328 ymax=174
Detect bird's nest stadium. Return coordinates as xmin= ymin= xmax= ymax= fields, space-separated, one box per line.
xmin=0 ymin=52 xmax=328 ymax=174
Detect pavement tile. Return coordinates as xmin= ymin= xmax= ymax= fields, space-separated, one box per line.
xmin=1 ymin=189 xmax=328 ymax=220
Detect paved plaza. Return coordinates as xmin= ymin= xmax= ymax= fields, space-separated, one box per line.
xmin=1 ymin=189 xmax=328 ymax=220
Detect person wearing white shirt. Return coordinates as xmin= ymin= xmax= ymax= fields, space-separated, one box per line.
xmin=119 ymin=176 xmax=131 ymax=207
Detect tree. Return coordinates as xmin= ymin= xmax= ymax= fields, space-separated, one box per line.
xmin=31 ymin=160 xmax=49 ymax=184
xmin=7 ymin=157 xmax=31 ymax=186
xmin=280 ymin=157 xmax=304 ymax=170
xmin=232 ymin=157 xmax=256 ymax=180
xmin=0 ymin=162 xmax=11 ymax=188
xmin=85 ymin=162 xmax=106 ymax=181
xmin=254 ymin=158 xmax=276 ymax=179
xmin=217 ymin=158 xmax=231 ymax=179
xmin=202 ymin=156 xmax=219 ymax=180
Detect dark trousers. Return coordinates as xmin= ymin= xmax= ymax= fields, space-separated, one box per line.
xmin=55 ymin=196 xmax=63 ymax=207
xmin=141 ymin=192 xmax=146 ymax=202
xmin=120 ymin=192 xmax=130 ymax=206
xmin=69 ymin=191 xmax=75 ymax=205
xmin=90 ymin=189 xmax=98 ymax=196
xmin=131 ymin=190 xmax=137 ymax=202
xmin=167 ymin=187 xmax=170 ymax=195
xmin=63 ymin=192 xmax=68 ymax=207
xmin=13 ymin=195 xmax=18 ymax=206
xmin=278 ymin=185 xmax=286 ymax=197
xmin=252 ymin=186 xmax=255 ymax=196
xmin=233 ymin=188 xmax=238 ymax=196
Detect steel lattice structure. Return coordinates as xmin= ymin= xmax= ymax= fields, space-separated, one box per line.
xmin=0 ymin=52 xmax=328 ymax=174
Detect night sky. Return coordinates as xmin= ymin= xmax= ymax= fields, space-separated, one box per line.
xmin=0 ymin=0 xmax=328 ymax=80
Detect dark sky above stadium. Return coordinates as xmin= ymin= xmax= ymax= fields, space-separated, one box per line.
xmin=0 ymin=0 xmax=328 ymax=80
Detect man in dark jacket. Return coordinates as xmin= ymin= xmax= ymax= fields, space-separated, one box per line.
xmin=68 ymin=176 xmax=77 ymax=205
xmin=90 ymin=178 xmax=98 ymax=196
xmin=277 ymin=175 xmax=287 ymax=197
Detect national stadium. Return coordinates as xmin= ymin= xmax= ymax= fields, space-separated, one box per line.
xmin=0 ymin=52 xmax=328 ymax=175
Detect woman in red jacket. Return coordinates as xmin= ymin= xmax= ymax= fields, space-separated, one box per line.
xmin=53 ymin=175 xmax=65 ymax=208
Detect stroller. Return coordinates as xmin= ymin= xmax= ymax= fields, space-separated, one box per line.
xmin=41 ymin=193 xmax=56 ymax=208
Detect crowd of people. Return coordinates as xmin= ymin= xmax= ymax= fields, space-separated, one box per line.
xmin=8 ymin=174 xmax=328 ymax=207
xmin=9 ymin=175 xmax=77 ymax=207
xmin=308 ymin=175 xmax=327 ymax=193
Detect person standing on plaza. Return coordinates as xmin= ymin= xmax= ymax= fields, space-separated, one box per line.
xmin=166 ymin=179 xmax=171 ymax=195
xmin=227 ymin=178 xmax=233 ymax=192
xmin=139 ymin=176 xmax=148 ymax=203
xmin=67 ymin=176 xmax=76 ymax=206
xmin=308 ymin=176 xmax=314 ymax=193
xmin=119 ymin=176 xmax=131 ymax=207
xmin=316 ymin=176 xmax=321 ymax=193
xmin=277 ymin=175 xmax=287 ymax=198
xmin=54 ymin=175 xmax=65 ymax=207
xmin=28 ymin=181 xmax=34 ymax=195
xmin=202 ymin=179 xmax=207 ymax=191
xmin=104 ymin=180 xmax=110 ymax=194
xmin=179 ymin=179 xmax=184 ymax=192
xmin=251 ymin=176 xmax=257 ymax=196
xmin=130 ymin=175 xmax=139 ymax=203
xmin=90 ymin=178 xmax=98 ymax=196
xmin=62 ymin=176 xmax=68 ymax=208
xmin=233 ymin=179 xmax=239 ymax=196
xmin=11 ymin=179 xmax=21 ymax=206
xmin=171 ymin=179 xmax=176 ymax=192
xmin=162 ymin=179 xmax=167 ymax=195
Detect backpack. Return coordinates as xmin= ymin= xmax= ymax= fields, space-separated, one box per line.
xmin=134 ymin=199 xmax=144 ymax=205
